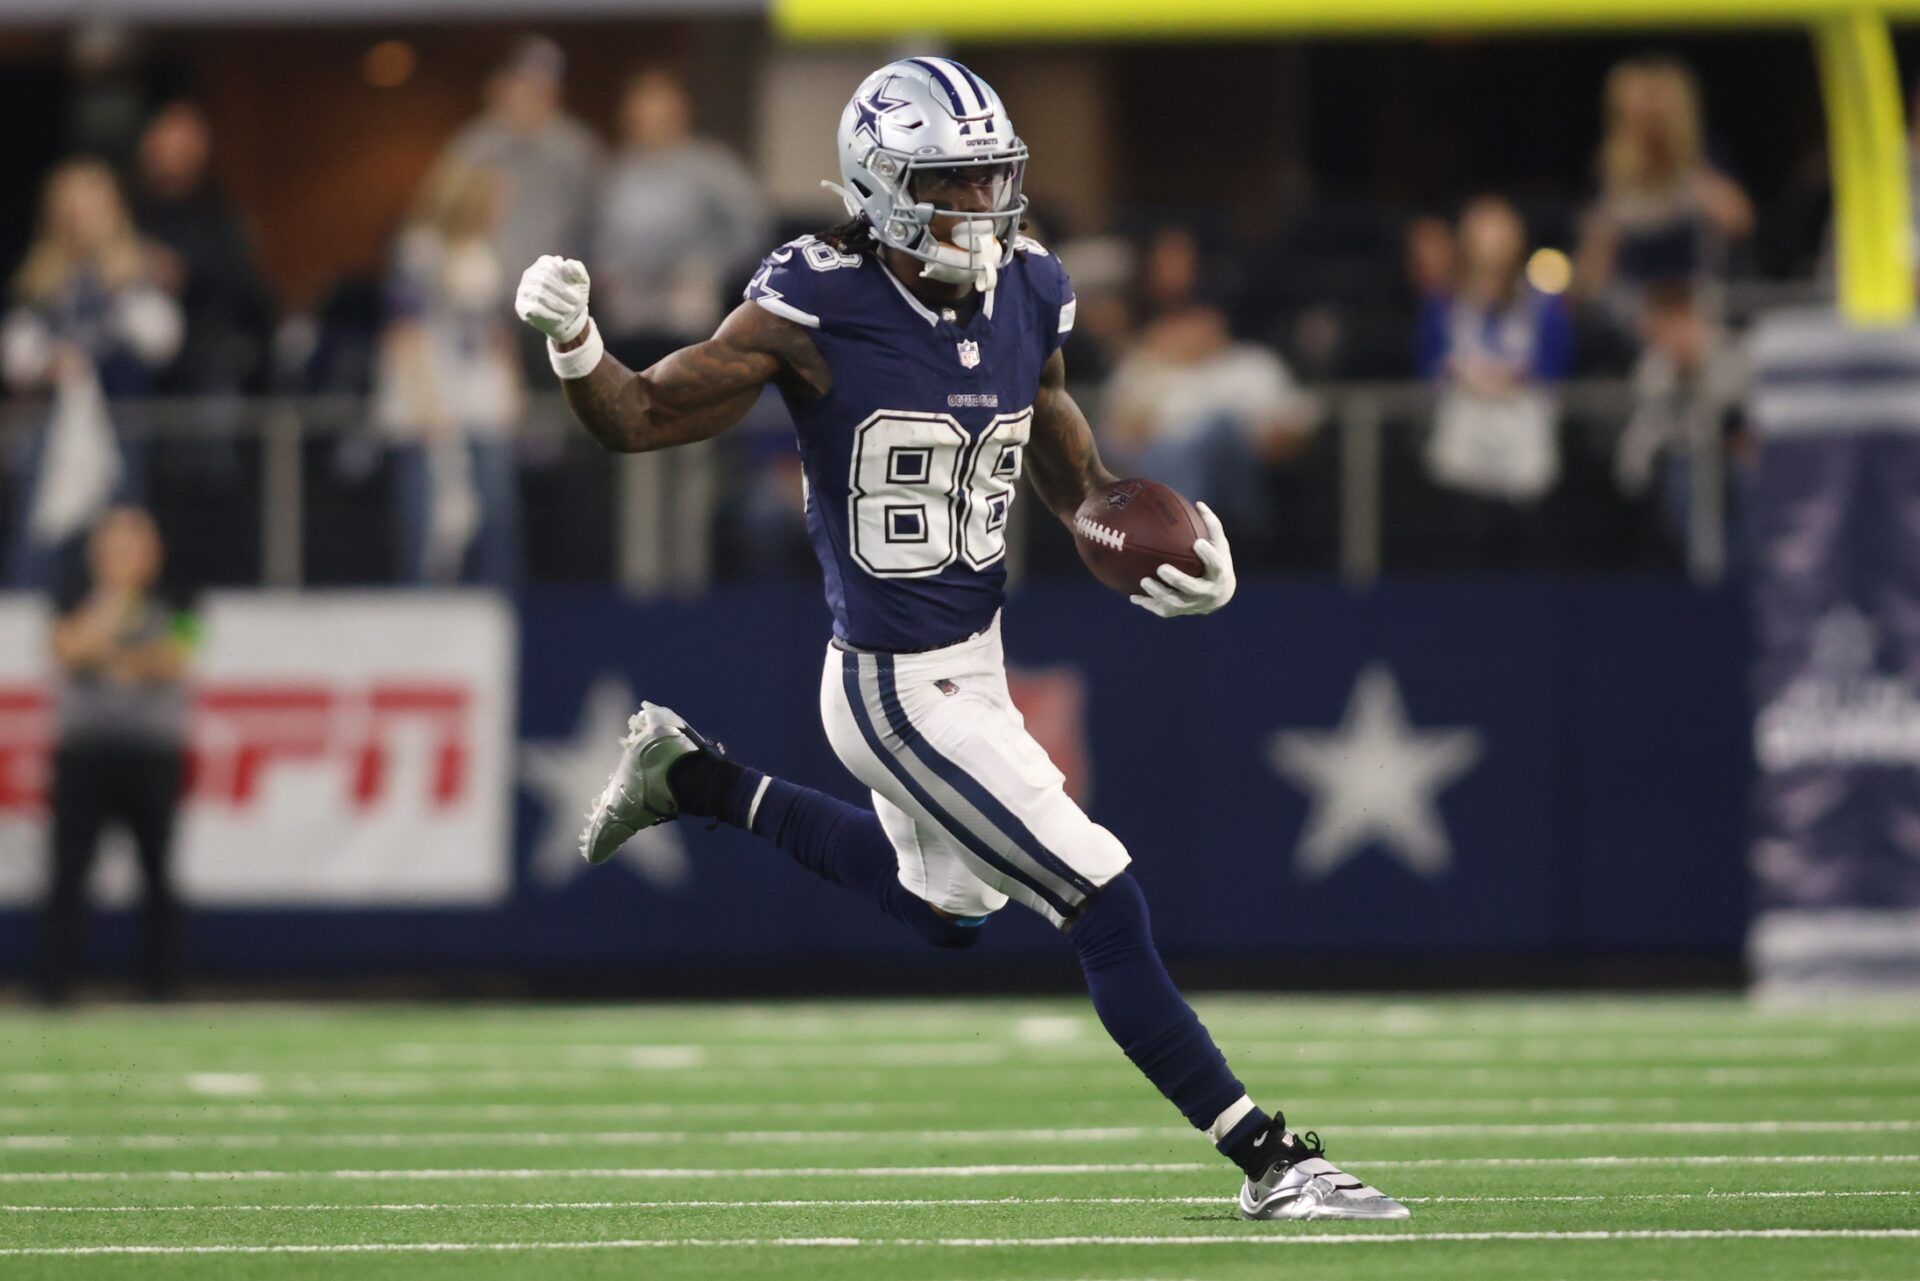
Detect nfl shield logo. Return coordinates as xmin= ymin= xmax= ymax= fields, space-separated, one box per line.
xmin=957 ymin=339 xmax=981 ymax=369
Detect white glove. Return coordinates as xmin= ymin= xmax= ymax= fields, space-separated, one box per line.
xmin=1132 ymin=502 xmax=1237 ymax=618
xmin=514 ymin=255 xmax=591 ymax=344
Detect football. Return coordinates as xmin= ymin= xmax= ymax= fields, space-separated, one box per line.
xmin=1071 ymin=478 xmax=1209 ymax=594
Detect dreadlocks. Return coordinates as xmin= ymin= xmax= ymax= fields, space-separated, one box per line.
xmin=817 ymin=216 xmax=879 ymax=254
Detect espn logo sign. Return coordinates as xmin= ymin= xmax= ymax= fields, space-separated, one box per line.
xmin=0 ymin=594 xmax=515 ymax=908
xmin=196 ymin=683 xmax=474 ymax=809
xmin=0 ymin=682 xmax=475 ymax=813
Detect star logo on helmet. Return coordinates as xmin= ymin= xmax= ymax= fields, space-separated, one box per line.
xmin=852 ymin=77 xmax=913 ymax=146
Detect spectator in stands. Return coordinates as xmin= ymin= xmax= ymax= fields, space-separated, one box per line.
xmin=1404 ymin=214 xmax=1458 ymax=301
xmin=35 ymin=506 xmax=195 ymax=1005
xmin=3 ymin=160 xmax=181 ymax=589
xmin=591 ymin=69 xmax=770 ymax=372
xmin=374 ymin=159 xmax=525 ymax=587
xmin=1419 ymin=197 xmax=1573 ymax=512
xmin=1101 ymin=301 xmax=1316 ymax=540
xmin=1615 ymin=280 xmax=1749 ymax=565
xmin=1575 ymin=54 xmax=1753 ymax=334
xmin=129 ymin=101 xmax=275 ymax=396
xmin=444 ymin=34 xmax=600 ymax=377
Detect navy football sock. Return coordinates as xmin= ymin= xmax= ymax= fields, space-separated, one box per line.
xmin=703 ymin=767 xmax=984 ymax=950
xmin=1219 ymin=1109 xmax=1284 ymax=1179
xmin=664 ymin=749 xmax=746 ymax=822
xmin=1069 ymin=873 xmax=1262 ymax=1148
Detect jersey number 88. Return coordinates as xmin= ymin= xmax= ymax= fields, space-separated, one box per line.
xmin=847 ymin=408 xmax=1032 ymax=577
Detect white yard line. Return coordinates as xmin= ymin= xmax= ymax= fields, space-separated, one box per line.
xmin=5 ymin=1118 xmax=1915 ymax=1151
xmin=0 ymin=1163 xmax=1215 ymax=1185
xmin=5 ymin=1153 xmax=1919 ymax=1183
xmin=372 ymin=1036 xmax=1847 ymax=1066
xmin=1323 ymin=1119 xmax=1920 ymax=1137
xmin=1361 ymin=1154 xmax=1920 ymax=1169
xmin=3 ymin=1029 xmax=1862 ymax=1078
xmin=5 ymin=1229 xmax=1920 ymax=1257
xmin=3 ymin=1189 xmax=1916 ymax=1213
xmin=0 ymin=1100 xmax=936 ymax=1124
xmin=6 ymin=1197 xmax=1233 ymax=1214
xmin=0 ymin=996 xmax=1910 ymax=1032
xmin=10 ymin=1063 xmax=1920 ymax=1095
xmin=4 ymin=1093 xmax=1915 ymax=1125
xmin=0 ymin=1126 xmax=1180 ymax=1152
xmin=393 ymin=1043 xmax=1022 ymax=1068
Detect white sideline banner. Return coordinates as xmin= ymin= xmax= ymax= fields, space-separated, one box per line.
xmin=0 ymin=592 xmax=516 ymax=907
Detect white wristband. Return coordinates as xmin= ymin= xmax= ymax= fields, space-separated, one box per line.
xmin=548 ymin=318 xmax=604 ymax=380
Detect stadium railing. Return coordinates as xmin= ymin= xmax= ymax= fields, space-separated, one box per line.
xmin=0 ymin=376 xmax=1723 ymax=591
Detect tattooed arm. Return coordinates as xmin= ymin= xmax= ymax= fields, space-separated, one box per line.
xmin=1024 ymin=349 xmax=1118 ymax=524
xmin=553 ymin=302 xmax=829 ymax=454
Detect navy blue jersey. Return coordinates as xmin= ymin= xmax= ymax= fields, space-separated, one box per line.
xmin=745 ymin=234 xmax=1076 ymax=653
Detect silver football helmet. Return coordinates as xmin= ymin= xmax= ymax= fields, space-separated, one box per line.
xmin=827 ymin=57 xmax=1029 ymax=293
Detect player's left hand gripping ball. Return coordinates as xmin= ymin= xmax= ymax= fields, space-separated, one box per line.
xmin=1132 ymin=502 xmax=1236 ymax=618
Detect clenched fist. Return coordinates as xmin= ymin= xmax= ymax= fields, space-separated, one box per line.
xmin=515 ymin=255 xmax=591 ymax=344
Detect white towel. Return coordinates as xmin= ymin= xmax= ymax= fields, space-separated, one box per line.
xmin=422 ymin=438 xmax=480 ymax=583
xmin=27 ymin=362 xmax=122 ymax=545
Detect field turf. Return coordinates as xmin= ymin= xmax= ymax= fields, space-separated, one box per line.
xmin=2 ymin=995 xmax=1917 ymax=1279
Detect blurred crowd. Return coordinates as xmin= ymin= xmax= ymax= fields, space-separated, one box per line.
xmin=0 ymin=36 xmax=1841 ymax=592
xmin=1046 ymin=54 xmax=1762 ymax=574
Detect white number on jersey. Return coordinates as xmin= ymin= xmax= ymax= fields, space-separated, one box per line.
xmin=747 ymin=236 xmax=862 ymax=321
xmin=802 ymin=239 xmax=863 ymax=272
xmin=960 ymin=409 xmax=1031 ymax=570
xmin=847 ymin=409 xmax=1032 ymax=578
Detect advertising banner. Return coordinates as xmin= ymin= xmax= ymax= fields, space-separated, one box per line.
xmin=1748 ymin=310 xmax=1920 ymax=994
xmin=0 ymin=592 xmax=515 ymax=909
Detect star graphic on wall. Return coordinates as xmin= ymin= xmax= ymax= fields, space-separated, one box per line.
xmin=519 ymin=674 xmax=690 ymax=891
xmin=1268 ymin=664 xmax=1483 ymax=881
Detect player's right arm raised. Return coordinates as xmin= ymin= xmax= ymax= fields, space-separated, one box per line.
xmin=515 ymin=255 xmax=827 ymax=454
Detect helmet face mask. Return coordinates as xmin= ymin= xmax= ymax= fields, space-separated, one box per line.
xmin=896 ymin=156 xmax=1025 ymax=264
xmin=832 ymin=59 xmax=1029 ymax=280
xmin=909 ymin=159 xmax=1021 ymax=224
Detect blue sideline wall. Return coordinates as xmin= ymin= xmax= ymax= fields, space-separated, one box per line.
xmin=0 ymin=580 xmax=1752 ymax=980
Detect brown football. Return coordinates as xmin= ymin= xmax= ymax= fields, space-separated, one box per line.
xmin=1071 ymin=478 xmax=1208 ymax=595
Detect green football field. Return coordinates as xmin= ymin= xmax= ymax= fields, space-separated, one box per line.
xmin=2 ymin=996 xmax=1917 ymax=1280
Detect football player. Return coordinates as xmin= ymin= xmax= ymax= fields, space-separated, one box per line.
xmin=515 ymin=57 xmax=1407 ymax=1222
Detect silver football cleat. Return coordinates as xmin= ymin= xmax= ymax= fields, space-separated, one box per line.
xmin=1238 ymin=1140 xmax=1411 ymax=1221
xmin=578 ymin=701 xmax=702 ymax=864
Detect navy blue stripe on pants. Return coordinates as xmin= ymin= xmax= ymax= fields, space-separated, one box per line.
xmin=872 ymin=654 xmax=1098 ymax=902
xmin=838 ymin=653 xmax=1080 ymax=920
